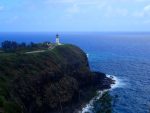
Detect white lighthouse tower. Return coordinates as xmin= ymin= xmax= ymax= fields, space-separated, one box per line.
xmin=56 ymin=34 xmax=61 ymax=45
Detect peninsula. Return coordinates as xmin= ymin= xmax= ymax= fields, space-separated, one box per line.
xmin=0 ymin=38 xmax=113 ymax=113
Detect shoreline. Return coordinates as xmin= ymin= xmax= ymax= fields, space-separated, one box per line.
xmin=78 ymin=75 xmax=119 ymax=113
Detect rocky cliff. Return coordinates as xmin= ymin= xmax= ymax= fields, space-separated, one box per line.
xmin=0 ymin=44 xmax=111 ymax=113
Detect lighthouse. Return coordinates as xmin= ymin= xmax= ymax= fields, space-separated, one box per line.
xmin=56 ymin=34 xmax=61 ymax=45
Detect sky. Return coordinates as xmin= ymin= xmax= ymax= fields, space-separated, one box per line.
xmin=0 ymin=0 xmax=150 ymax=32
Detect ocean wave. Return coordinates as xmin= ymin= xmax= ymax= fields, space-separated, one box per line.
xmin=79 ymin=90 xmax=108 ymax=113
xmin=106 ymin=74 xmax=126 ymax=90
xmin=79 ymin=75 xmax=125 ymax=113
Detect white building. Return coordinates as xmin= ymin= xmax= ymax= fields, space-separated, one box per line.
xmin=56 ymin=34 xmax=61 ymax=45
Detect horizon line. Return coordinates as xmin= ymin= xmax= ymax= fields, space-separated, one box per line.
xmin=0 ymin=31 xmax=150 ymax=33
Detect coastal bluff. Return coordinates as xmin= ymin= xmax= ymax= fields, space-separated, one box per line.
xmin=0 ymin=44 xmax=112 ymax=113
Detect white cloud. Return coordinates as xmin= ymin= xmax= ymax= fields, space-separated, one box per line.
xmin=115 ymin=8 xmax=128 ymax=17
xmin=45 ymin=0 xmax=107 ymax=6
xmin=6 ymin=16 xmax=19 ymax=24
xmin=45 ymin=0 xmax=150 ymax=4
xmin=45 ymin=0 xmax=149 ymax=19
xmin=143 ymin=20 xmax=150 ymax=24
xmin=66 ymin=4 xmax=80 ymax=14
xmin=63 ymin=0 xmax=129 ymax=17
xmin=133 ymin=12 xmax=144 ymax=17
xmin=0 ymin=6 xmax=4 ymax=11
xmin=44 ymin=0 xmax=150 ymax=18
xmin=45 ymin=0 xmax=77 ymax=4
xmin=104 ymin=6 xmax=128 ymax=17
xmin=144 ymin=5 xmax=150 ymax=12
xmin=133 ymin=4 xmax=150 ymax=17
xmin=141 ymin=5 xmax=150 ymax=16
xmin=135 ymin=0 xmax=150 ymax=2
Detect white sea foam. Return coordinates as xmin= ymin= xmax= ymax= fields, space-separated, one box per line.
xmin=80 ymin=90 xmax=107 ymax=113
xmin=106 ymin=74 xmax=126 ymax=90
xmin=79 ymin=74 xmax=125 ymax=113
xmin=86 ymin=53 xmax=89 ymax=58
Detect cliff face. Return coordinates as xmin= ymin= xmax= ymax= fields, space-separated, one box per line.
xmin=0 ymin=44 xmax=111 ymax=113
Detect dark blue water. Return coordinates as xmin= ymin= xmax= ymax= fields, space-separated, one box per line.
xmin=0 ymin=32 xmax=150 ymax=113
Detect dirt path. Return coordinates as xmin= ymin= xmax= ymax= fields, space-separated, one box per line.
xmin=25 ymin=46 xmax=56 ymax=54
xmin=26 ymin=50 xmax=46 ymax=54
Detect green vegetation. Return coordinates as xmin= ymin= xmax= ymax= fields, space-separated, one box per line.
xmin=0 ymin=96 xmax=5 ymax=107
xmin=97 ymin=92 xmax=113 ymax=113
xmin=0 ymin=40 xmax=50 ymax=53
xmin=0 ymin=43 xmax=90 ymax=113
xmin=86 ymin=91 xmax=118 ymax=113
xmin=0 ymin=41 xmax=111 ymax=113
xmin=3 ymin=101 xmax=22 ymax=113
xmin=0 ymin=78 xmax=21 ymax=113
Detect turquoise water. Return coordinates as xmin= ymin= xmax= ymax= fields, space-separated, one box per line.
xmin=0 ymin=32 xmax=150 ymax=113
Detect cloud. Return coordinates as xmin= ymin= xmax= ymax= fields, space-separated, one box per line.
xmin=66 ymin=4 xmax=80 ymax=14
xmin=135 ymin=0 xmax=150 ymax=2
xmin=144 ymin=5 xmax=150 ymax=12
xmin=45 ymin=0 xmax=107 ymax=6
xmin=143 ymin=5 xmax=150 ymax=17
xmin=45 ymin=0 xmax=77 ymax=4
xmin=105 ymin=6 xmax=128 ymax=17
xmin=133 ymin=4 xmax=150 ymax=17
xmin=0 ymin=6 xmax=4 ymax=11
xmin=6 ymin=16 xmax=19 ymax=24
xmin=59 ymin=0 xmax=129 ymax=17
xmin=45 ymin=0 xmax=149 ymax=4
xmin=143 ymin=20 xmax=150 ymax=24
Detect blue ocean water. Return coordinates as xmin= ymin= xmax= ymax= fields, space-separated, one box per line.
xmin=0 ymin=32 xmax=150 ymax=113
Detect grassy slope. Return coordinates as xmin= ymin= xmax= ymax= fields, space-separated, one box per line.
xmin=0 ymin=44 xmax=92 ymax=113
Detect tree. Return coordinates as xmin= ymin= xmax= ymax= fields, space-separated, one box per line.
xmin=20 ymin=42 xmax=26 ymax=48
xmin=1 ymin=41 xmax=20 ymax=52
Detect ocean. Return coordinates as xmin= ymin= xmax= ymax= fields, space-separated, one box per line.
xmin=0 ymin=32 xmax=150 ymax=113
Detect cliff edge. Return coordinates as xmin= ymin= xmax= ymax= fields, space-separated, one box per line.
xmin=0 ymin=44 xmax=112 ymax=113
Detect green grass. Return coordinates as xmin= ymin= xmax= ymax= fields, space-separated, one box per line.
xmin=0 ymin=44 xmax=87 ymax=113
xmin=0 ymin=96 xmax=5 ymax=107
xmin=3 ymin=101 xmax=22 ymax=113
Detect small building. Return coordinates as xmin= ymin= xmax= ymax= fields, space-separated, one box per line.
xmin=56 ymin=34 xmax=61 ymax=45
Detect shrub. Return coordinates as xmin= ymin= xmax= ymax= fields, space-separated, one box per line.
xmin=0 ymin=96 xmax=5 ymax=107
xmin=3 ymin=101 xmax=22 ymax=113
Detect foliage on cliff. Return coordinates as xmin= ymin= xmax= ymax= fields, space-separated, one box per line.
xmin=0 ymin=40 xmax=49 ymax=52
xmin=0 ymin=44 xmax=109 ymax=113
